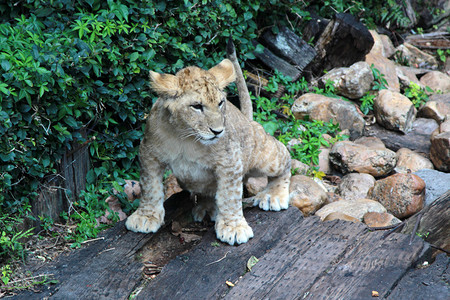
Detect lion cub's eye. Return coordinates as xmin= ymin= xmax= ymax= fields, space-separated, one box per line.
xmin=219 ymin=100 xmax=225 ymax=107
xmin=191 ymin=104 xmax=203 ymax=111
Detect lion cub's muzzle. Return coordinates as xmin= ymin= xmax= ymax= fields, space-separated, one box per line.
xmin=200 ymin=127 xmax=225 ymax=144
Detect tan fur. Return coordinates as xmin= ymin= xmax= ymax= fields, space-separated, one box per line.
xmin=125 ymin=59 xmax=291 ymax=245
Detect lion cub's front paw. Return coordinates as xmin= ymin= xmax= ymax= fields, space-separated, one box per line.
xmin=253 ymin=186 xmax=290 ymax=211
xmin=126 ymin=211 xmax=163 ymax=233
xmin=215 ymin=218 xmax=254 ymax=245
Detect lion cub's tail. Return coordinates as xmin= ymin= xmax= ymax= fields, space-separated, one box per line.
xmin=226 ymin=38 xmax=253 ymax=121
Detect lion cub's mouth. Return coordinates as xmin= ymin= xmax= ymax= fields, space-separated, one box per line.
xmin=199 ymin=130 xmax=224 ymax=145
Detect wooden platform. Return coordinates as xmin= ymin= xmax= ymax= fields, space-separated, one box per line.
xmin=14 ymin=195 xmax=449 ymax=300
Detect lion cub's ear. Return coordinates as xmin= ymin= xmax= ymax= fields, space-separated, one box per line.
xmin=208 ymin=59 xmax=236 ymax=89
xmin=149 ymin=71 xmax=180 ymax=97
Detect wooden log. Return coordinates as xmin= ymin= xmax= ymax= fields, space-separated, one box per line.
xmin=302 ymin=13 xmax=330 ymax=45
xmin=31 ymin=130 xmax=90 ymax=229
xmin=136 ymin=207 xmax=304 ymax=299
xmin=252 ymin=42 xmax=302 ymax=81
xmin=387 ymin=253 xmax=450 ymax=300
xmin=17 ymin=191 xmax=193 ymax=299
xmin=261 ymin=26 xmax=317 ymax=74
xmin=309 ymin=13 xmax=374 ymax=76
xmin=226 ymin=220 xmax=427 ymax=299
xmin=401 ymin=190 xmax=450 ymax=253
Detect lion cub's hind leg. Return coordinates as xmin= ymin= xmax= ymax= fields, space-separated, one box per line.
xmin=192 ymin=195 xmax=218 ymax=222
xmin=251 ymin=135 xmax=291 ymax=211
xmin=253 ymin=171 xmax=291 ymax=211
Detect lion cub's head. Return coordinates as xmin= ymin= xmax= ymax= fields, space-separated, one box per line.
xmin=150 ymin=59 xmax=236 ymax=145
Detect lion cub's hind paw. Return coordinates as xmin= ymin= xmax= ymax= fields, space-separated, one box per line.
xmin=253 ymin=189 xmax=289 ymax=211
xmin=215 ymin=219 xmax=254 ymax=245
xmin=125 ymin=212 xmax=163 ymax=233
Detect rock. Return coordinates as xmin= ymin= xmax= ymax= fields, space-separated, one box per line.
xmin=336 ymin=173 xmax=376 ymax=201
xmin=414 ymin=169 xmax=450 ymax=205
xmin=325 ymin=192 xmax=344 ymax=205
xmin=395 ymin=148 xmax=434 ymax=173
xmin=291 ymin=93 xmax=365 ymax=140
xmin=418 ymin=93 xmax=450 ymax=123
xmin=164 ymin=174 xmax=183 ymax=199
xmin=329 ymin=140 xmax=397 ymax=177
xmin=430 ymin=131 xmax=450 ymax=172
xmin=323 ymin=212 xmax=360 ymax=223
xmin=374 ymin=89 xmax=417 ymax=133
xmin=364 ymin=118 xmax=439 ymax=153
xmin=369 ymin=173 xmax=426 ymax=219
xmin=363 ymin=212 xmax=401 ymax=228
xmin=438 ymin=119 xmax=450 ymax=133
xmin=354 ymin=136 xmax=386 ymax=150
xmin=245 ymin=177 xmax=268 ymax=197
xmin=318 ymin=148 xmax=332 ymax=174
xmin=291 ymin=159 xmax=310 ymax=175
xmin=395 ymin=43 xmax=439 ymax=69
xmin=318 ymin=61 xmax=374 ymax=99
xmin=366 ymin=31 xmax=400 ymax=92
xmin=396 ymin=66 xmax=423 ymax=89
xmin=419 ymin=71 xmax=450 ymax=93
xmin=289 ymin=175 xmax=328 ymax=216
xmin=315 ymin=198 xmax=387 ymax=221
xmin=379 ymin=34 xmax=396 ymax=58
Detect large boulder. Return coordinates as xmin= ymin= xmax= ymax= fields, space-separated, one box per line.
xmin=369 ymin=173 xmax=426 ymax=219
xmin=291 ymin=93 xmax=365 ymax=140
xmin=318 ymin=61 xmax=374 ymax=99
xmin=329 ymin=140 xmax=397 ymax=177
xmin=374 ymin=89 xmax=417 ymax=133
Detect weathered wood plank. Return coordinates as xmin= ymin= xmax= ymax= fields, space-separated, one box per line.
xmin=252 ymin=42 xmax=302 ymax=80
xmin=387 ymin=253 xmax=450 ymax=300
xmin=17 ymin=192 xmax=192 ymax=300
xmin=304 ymin=230 xmax=428 ymax=299
xmin=261 ymin=26 xmax=316 ymax=73
xmin=136 ymin=207 xmax=304 ymax=299
xmin=401 ymin=190 xmax=450 ymax=253
xmin=225 ymin=218 xmax=367 ymax=299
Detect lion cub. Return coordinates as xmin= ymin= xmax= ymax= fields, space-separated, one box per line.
xmin=125 ymin=59 xmax=291 ymax=245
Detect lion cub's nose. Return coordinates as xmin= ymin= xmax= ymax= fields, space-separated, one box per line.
xmin=210 ymin=128 xmax=224 ymax=136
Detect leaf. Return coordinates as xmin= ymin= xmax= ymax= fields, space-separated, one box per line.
xmin=262 ymin=121 xmax=279 ymax=136
xmin=247 ymin=255 xmax=259 ymax=271
xmin=129 ymin=52 xmax=139 ymax=62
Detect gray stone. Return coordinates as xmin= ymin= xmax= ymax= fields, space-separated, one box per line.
xmin=414 ymin=169 xmax=450 ymax=205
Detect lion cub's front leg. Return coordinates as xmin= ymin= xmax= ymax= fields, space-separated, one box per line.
xmin=126 ymin=153 xmax=165 ymax=233
xmin=214 ymin=165 xmax=254 ymax=245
